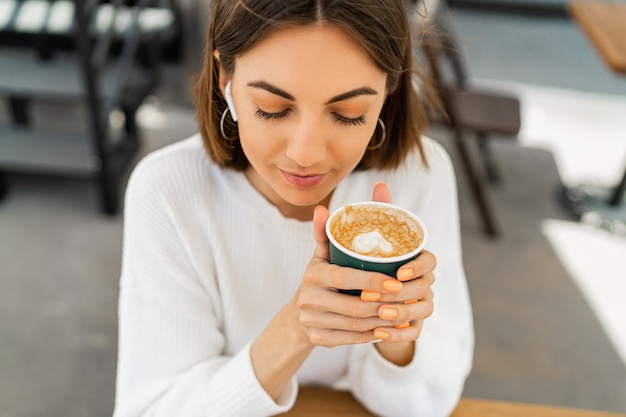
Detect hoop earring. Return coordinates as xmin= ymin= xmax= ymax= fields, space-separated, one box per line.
xmin=220 ymin=107 xmax=239 ymax=141
xmin=367 ymin=118 xmax=386 ymax=151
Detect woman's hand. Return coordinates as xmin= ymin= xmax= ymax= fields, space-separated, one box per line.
xmin=297 ymin=205 xmax=397 ymax=347
xmin=366 ymin=249 xmax=436 ymax=365
xmin=369 ymin=181 xmax=436 ymax=365
xmin=296 ymin=182 xmax=436 ymax=364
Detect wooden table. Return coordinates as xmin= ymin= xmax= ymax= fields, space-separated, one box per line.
xmin=568 ymin=1 xmax=626 ymax=75
xmin=567 ymin=0 xmax=626 ymax=208
xmin=278 ymin=387 xmax=626 ymax=416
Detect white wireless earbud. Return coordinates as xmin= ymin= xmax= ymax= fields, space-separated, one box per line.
xmin=225 ymin=81 xmax=238 ymax=122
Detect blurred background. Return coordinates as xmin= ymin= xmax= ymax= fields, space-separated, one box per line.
xmin=1 ymin=1 xmax=625 ymax=416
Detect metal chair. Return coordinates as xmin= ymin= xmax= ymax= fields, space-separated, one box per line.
xmin=0 ymin=0 xmax=179 ymax=214
xmin=417 ymin=2 xmax=522 ymax=237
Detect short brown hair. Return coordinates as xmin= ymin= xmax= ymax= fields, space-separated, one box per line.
xmin=193 ymin=0 xmax=431 ymax=171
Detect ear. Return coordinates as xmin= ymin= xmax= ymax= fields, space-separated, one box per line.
xmin=213 ymin=50 xmax=231 ymax=97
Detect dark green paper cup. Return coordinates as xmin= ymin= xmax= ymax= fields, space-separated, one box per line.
xmin=325 ymin=202 xmax=428 ymax=295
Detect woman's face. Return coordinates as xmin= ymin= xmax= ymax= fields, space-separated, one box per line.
xmin=224 ymin=24 xmax=387 ymax=220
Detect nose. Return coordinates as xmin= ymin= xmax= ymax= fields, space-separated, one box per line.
xmin=285 ymin=116 xmax=327 ymax=168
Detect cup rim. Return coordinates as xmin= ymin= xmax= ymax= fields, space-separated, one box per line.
xmin=325 ymin=201 xmax=428 ymax=263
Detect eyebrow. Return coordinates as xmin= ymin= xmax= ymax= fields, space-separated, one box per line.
xmin=247 ymin=81 xmax=378 ymax=104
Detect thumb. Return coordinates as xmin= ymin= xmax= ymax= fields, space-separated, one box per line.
xmin=372 ymin=181 xmax=392 ymax=204
xmin=312 ymin=205 xmax=331 ymax=261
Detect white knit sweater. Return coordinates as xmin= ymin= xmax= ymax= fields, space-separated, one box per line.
xmin=112 ymin=134 xmax=474 ymax=417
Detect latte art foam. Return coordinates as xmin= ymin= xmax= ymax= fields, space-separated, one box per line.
xmin=329 ymin=204 xmax=423 ymax=258
xmin=352 ymin=230 xmax=394 ymax=255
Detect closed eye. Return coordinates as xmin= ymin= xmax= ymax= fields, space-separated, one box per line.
xmin=333 ymin=113 xmax=366 ymax=126
xmin=255 ymin=108 xmax=291 ymax=120
xmin=255 ymin=108 xmax=366 ymax=127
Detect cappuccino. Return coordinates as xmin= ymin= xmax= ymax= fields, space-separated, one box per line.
xmin=329 ymin=204 xmax=423 ymax=258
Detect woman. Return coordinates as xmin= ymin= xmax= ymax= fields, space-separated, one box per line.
xmin=113 ymin=1 xmax=474 ymax=416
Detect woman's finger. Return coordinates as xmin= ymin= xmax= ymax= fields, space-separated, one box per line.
xmin=371 ymin=181 xmax=392 ymax=203
xmin=396 ymin=249 xmax=437 ymax=282
xmin=300 ymin=283 xmax=381 ymax=318
xmin=362 ymin=271 xmax=435 ymax=304
xmin=304 ymin=327 xmax=379 ymax=347
xmin=373 ymin=319 xmax=425 ymax=343
xmin=299 ymin=309 xmax=404 ymax=333
xmin=377 ymin=291 xmax=434 ymax=322
xmin=312 ymin=205 xmax=331 ymax=261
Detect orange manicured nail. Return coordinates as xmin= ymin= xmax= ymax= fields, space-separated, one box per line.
xmin=397 ymin=268 xmax=414 ymax=281
xmin=374 ymin=329 xmax=390 ymax=339
xmin=382 ymin=280 xmax=403 ymax=292
xmin=394 ymin=321 xmax=411 ymax=329
xmin=404 ymin=299 xmax=418 ymax=304
xmin=360 ymin=290 xmax=381 ymax=301
xmin=380 ymin=307 xmax=398 ymax=319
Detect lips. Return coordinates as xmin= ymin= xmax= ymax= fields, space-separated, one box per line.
xmin=281 ymin=170 xmax=326 ymax=188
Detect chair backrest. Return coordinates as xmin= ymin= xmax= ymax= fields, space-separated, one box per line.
xmin=413 ymin=0 xmax=469 ymax=90
xmin=412 ymin=1 xmax=521 ymax=134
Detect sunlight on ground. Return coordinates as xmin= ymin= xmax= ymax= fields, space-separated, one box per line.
xmin=477 ymin=79 xmax=626 ymax=368
xmin=542 ymin=219 xmax=626 ymax=367
xmin=475 ymin=79 xmax=626 ymax=187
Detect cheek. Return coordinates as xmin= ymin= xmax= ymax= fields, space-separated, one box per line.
xmin=331 ymin=132 xmax=368 ymax=152
xmin=236 ymin=119 xmax=283 ymax=159
xmin=329 ymin=123 xmax=376 ymax=156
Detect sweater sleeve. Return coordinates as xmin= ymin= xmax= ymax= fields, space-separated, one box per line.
xmin=346 ymin=140 xmax=475 ymax=417
xmin=112 ymin=150 xmax=297 ymax=417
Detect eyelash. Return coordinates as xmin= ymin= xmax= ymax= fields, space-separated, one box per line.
xmin=255 ymin=108 xmax=366 ymax=127
xmin=255 ymin=108 xmax=291 ymax=120
xmin=334 ymin=114 xmax=366 ymax=126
